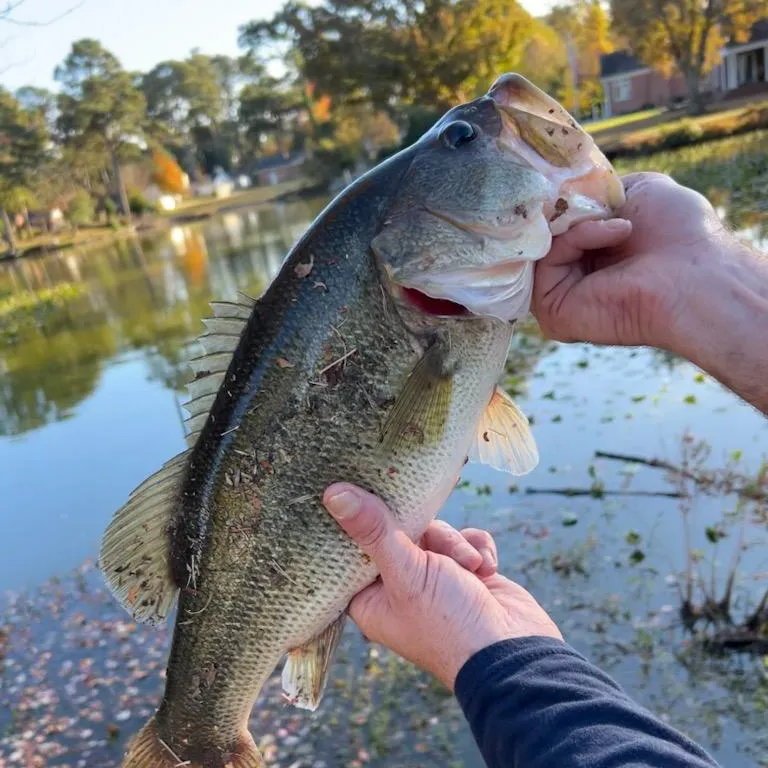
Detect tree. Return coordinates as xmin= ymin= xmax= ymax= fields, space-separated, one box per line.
xmin=0 ymin=87 xmax=49 ymax=252
xmin=547 ymin=1 xmax=615 ymax=115
xmin=240 ymin=0 xmax=535 ymax=114
xmin=55 ymin=39 xmax=146 ymax=217
xmin=142 ymin=52 xmax=250 ymax=176
xmin=151 ymin=147 xmax=188 ymax=194
xmin=610 ymin=0 xmax=764 ymax=112
xmin=238 ymin=70 xmax=308 ymax=160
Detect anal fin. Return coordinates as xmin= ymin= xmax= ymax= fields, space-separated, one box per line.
xmin=469 ymin=386 xmax=539 ymax=475
xmin=282 ymin=612 xmax=347 ymax=711
xmin=99 ymin=451 xmax=189 ymax=625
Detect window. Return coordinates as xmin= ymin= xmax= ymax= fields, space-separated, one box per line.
xmin=613 ymin=77 xmax=632 ymax=102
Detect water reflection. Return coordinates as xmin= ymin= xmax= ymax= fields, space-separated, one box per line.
xmin=0 ymin=198 xmax=326 ymax=438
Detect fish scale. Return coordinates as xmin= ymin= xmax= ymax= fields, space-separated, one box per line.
xmin=99 ymin=73 xmax=625 ymax=768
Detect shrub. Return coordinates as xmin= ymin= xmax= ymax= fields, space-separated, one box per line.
xmin=67 ymin=190 xmax=95 ymax=226
xmin=656 ymin=119 xmax=704 ymax=149
xmin=128 ymin=191 xmax=155 ymax=215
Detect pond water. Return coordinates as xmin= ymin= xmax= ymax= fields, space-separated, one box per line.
xmin=0 ymin=194 xmax=766 ymax=767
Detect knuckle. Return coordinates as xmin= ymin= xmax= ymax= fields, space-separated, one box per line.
xmin=356 ymin=514 xmax=389 ymax=552
xmin=461 ymin=527 xmax=494 ymax=549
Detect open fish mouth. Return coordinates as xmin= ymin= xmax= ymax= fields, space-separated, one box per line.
xmin=393 ymin=75 xmax=625 ymax=322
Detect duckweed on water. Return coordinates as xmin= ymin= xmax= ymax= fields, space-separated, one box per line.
xmin=615 ymin=130 xmax=768 ymax=229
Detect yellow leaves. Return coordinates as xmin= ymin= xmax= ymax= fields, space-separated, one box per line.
xmin=151 ymin=148 xmax=187 ymax=194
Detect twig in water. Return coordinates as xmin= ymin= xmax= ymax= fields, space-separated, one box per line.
xmin=524 ymin=487 xmax=684 ymax=499
xmin=595 ymin=450 xmax=767 ymax=501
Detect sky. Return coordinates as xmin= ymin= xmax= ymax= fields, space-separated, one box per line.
xmin=0 ymin=0 xmax=555 ymax=92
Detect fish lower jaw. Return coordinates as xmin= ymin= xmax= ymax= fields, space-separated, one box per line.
xmin=543 ymin=189 xmax=614 ymax=237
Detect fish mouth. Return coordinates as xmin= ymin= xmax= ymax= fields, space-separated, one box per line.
xmin=398 ymin=286 xmax=472 ymax=317
xmin=395 ymin=76 xmax=625 ymax=321
xmin=488 ymin=73 xmax=626 ymax=236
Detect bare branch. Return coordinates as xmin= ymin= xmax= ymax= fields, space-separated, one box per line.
xmin=0 ymin=0 xmax=84 ymax=27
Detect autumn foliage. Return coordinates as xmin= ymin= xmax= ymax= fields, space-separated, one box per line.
xmin=151 ymin=148 xmax=188 ymax=194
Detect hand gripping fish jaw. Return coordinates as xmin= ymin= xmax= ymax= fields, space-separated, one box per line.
xmin=373 ymin=73 xmax=625 ymax=323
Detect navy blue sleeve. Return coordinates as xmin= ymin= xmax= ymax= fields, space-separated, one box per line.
xmin=454 ymin=636 xmax=719 ymax=768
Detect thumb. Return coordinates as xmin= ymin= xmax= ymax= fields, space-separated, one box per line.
xmin=543 ymin=218 xmax=632 ymax=267
xmin=323 ymin=483 xmax=419 ymax=585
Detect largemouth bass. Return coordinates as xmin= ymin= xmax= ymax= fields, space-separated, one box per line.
xmin=100 ymin=74 xmax=625 ymax=768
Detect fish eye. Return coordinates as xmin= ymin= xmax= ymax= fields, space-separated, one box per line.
xmin=440 ymin=120 xmax=477 ymax=149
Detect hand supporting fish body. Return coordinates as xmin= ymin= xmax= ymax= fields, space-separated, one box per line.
xmin=100 ymin=74 xmax=625 ymax=768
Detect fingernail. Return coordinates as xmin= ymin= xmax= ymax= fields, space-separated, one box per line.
xmin=480 ymin=547 xmax=497 ymax=569
xmin=324 ymin=486 xmax=361 ymax=519
xmin=604 ymin=218 xmax=630 ymax=231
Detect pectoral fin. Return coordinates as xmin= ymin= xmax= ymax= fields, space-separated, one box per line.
xmin=469 ymin=386 xmax=538 ymax=475
xmin=282 ymin=612 xmax=347 ymax=711
xmin=380 ymin=343 xmax=454 ymax=451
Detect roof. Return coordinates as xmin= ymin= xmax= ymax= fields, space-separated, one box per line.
xmin=725 ymin=18 xmax=768 ymax=48
xmin=600 ymin=50 xmax=646 ymax=78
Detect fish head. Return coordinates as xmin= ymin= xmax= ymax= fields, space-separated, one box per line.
xmin=372 ymin=73 xmax=625 ymax=322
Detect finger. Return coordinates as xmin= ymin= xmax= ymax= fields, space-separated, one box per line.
xmin=621 ymin=171 xmax=674 ymax=193
xmin=420 ymin=520 xmax=483 ymax=573
xmin=323 ymin=483 xmax=418 ymax=584
xmin=460 ymin=528 xmax=498 ymax=577
xmin=543 ymin=218 xmax=632 ymax=267
xmin=346 ymin=580 xmax=390 ymax=643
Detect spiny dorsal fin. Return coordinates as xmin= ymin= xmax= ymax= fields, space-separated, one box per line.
xmin=469 ymin=386 xmax=539 ymax=476
xmin=99 ymin=451 xmax=189 ymax=625
xmin=182 ymin=293 xmax=255 ymax=447
xmin=282 ymin=612 xmax=347 ymax=711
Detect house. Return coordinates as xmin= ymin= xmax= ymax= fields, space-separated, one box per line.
xmin=15 ymin=207 xmax=64 ymax=232
xmin=600 ymin=52 xmax=690 ymax=117
xmin=600 ymin=19 xmax=768 ymax=117
xmin=253 ymin=152 xmax=307 ymax=187
xmin=717 ymin=19 xmax=768 ymax=93
xmin=193 ymin=167 xmax=235 ymax=199
xmin=144 ymin=183 xmax=182 ymax=211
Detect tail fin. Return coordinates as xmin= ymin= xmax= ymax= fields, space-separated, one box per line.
xmin=121 ymin=718 xmax=264 ymax=768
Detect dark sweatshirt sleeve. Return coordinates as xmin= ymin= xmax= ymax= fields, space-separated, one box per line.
xmin=454 ymin=636 xmax=719 ymax=768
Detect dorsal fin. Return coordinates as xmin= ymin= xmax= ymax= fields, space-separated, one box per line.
xmin=181 ymin=292 xmax=255 ymax=447
xmin=99 ymin=451 xmax=189 ymax=625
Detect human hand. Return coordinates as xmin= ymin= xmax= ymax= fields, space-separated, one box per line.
xmin=533 ymin=171 xmax=737 ymax=352
xmin=323 ymin=483 xmax=562 ymax=691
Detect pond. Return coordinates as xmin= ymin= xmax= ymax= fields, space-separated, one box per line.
xmin=1 ymin=144 xmax=767 ymax=767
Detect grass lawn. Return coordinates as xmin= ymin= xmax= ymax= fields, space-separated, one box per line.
xmin=0 ymin=225 xmax=137 ymax=260
xmin=584 ymin=108 xmax=663 ymax=135
xmin=163 ymin=179 xmax=311 ymax=219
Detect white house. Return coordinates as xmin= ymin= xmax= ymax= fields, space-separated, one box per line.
xmin=715 ymin=19 xmax=768 ymax=91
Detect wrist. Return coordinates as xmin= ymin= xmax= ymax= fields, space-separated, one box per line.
xmin=664 ymin=237 xmax=768 ymax=367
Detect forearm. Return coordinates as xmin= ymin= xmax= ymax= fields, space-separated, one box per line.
xmin=455 ymin=637 xmax=719 ymax=768
xmin=667 ymin=238 xmax=768 ymax=416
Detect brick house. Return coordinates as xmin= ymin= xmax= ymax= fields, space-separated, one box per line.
xmin=600 ymin=19 xmax=768 ymax=117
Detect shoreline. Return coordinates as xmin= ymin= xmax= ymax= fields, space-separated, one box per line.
xmin=0 ymin=179 xmax=323 ymax=263
xmin=2 ymin=98 xmax=766 ymax=264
